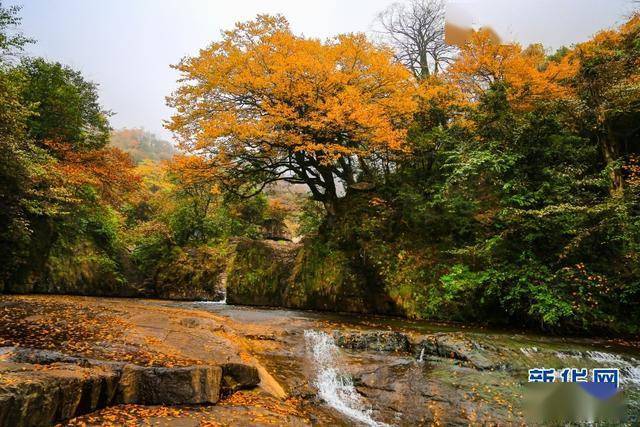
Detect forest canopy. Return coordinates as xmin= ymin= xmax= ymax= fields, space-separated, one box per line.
xmin=1 ymin=1 xmax=639 ymax=334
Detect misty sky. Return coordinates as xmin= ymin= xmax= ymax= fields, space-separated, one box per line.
xmin=7 ymin=0 xmax=637 ymax=143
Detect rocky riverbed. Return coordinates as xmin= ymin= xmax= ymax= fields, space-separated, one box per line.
xmin=0 ymin=295 xmax=639 ymax=426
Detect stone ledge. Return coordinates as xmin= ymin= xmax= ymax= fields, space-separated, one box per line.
xmin=0 ymin=347 xmax=259 ymax=427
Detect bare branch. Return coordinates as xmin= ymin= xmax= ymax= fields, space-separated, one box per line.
xmin=376 ymin=0 xmax=455 ymax=79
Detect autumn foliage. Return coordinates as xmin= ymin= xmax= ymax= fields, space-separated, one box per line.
xmin=168 ymin=15 xmax=416 ymax=214
xmin=447 ymin=30 xmax=577 ymax=109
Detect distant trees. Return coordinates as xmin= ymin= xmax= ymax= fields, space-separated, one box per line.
xmin=110 ymin=128 xmax=175 ymax=164
xmin=167 ymin=15 xmax=416 ymax=216
xmin=377 ymin=0 xmax=454 ymax=79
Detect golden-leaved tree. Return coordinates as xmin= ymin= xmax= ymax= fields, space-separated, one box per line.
xmin=167 ymin=15 xmax=416 ymax=216
xmin=447 ymin=30 xmax=576 ymax=111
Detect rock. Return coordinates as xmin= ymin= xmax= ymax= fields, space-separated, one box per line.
xmin=226 ymin=239 xmax=299 ymax=307
xmin=0 ymin=347 xmax=262 ymax=425
xmin=221 ymin=363 xmax=261 ymax=393
xmin=332 ymin=330 xmax=411 ymax=353
xmin=413 ymin=333 xmax=506 ymax=370
xmin=153 ymin=246 xmax=227 ymax=301
xmin=116 ymin=364 xmax=221 ymax=405
xmin=220 ymin=237 xmax=404 ymax=316
xmin=2 ymin=346 xmax=84 ymax=365
xmin=0 ymin=361 xmax=120 ymax=427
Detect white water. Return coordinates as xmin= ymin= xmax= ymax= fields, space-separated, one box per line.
xmin=586 ymin=351 xmax=640 ymax=387
xmin=418 ymin=347 xmax=425 ymax=362
xmin=304 ymin=330 xmax=390 ymax=427
xmin=196 ymin=273 xmax=227 ymax=304
xmin=519 ymin=347 xmax=540 ymax=358
xmin=586 ymin=351 xmax=629 ymax=365
xmin=196 ymin=295 xmax=226 ymax=305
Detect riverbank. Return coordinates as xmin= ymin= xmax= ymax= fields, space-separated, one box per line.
xmin=1 ymin=295 xmax=639 ymax=426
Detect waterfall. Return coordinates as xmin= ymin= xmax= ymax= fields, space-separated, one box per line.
xmin=197 ymin=271 xmax=227 ymax=304
xmin=304 ymin=330 xmax=390 ymax=427
xmin=418 ymin=348 xmax=425 ymax=362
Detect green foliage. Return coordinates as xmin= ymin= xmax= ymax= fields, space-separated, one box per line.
xmin=314 ymin=78 xmax=640 ymax=334
xmin=297 ymin=199 xmax=325 ymax=236
xmin=0 ymin=3 xmax=131 ymax=293
xmin=0 ymin=2 xmax=31 ymax=60
xmin=226 ymin=239 xmax=293 ymax=305
xmin=18 ymin=57 xmax=111 ymax=149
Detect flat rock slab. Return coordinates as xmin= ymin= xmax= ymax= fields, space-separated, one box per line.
xmin=413 ymin=333 xmax=508 ymax=370
xmin=330 ymin=330 xmax=510 ymax=371
xmin=0 ymin=347 xmax=261 ymax=427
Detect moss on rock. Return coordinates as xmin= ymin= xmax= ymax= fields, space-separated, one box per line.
xmin=226 ymin=238 xmax=297 ymax=306
xmin=153 ymin=244 xmax=229 ymax=301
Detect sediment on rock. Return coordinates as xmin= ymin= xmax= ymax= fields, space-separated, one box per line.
xmin=332 ymin=330 xmax=411 ymax=353
xmin=412 ymin=333 xmax=511 ymax=370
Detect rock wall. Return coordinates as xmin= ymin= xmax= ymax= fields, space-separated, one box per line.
xmin=2 ymin=244 xmax=226 ymax=302
xmin=226 ymin=239 xmax=297 ymax=307
xmin=3 ymin=240 xmax=141 ymax=297
xmin=152 ymin=246 xmax=227 ymax=301
xmin=226 ymin=238 xmax=402 ymax=315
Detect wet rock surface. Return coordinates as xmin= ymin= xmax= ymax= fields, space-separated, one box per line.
xmin=1 ymin=296 xmax=639 ymax=426
xmin=332 ymin=329 xmax=510 ymax=371
xmin=332 ymin=330 xmax=410 ymax=353
xmin=412 ymin=332 xmax=510 ymax=370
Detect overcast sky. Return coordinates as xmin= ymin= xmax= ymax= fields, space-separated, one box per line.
xmin=7 ymin=0 xmax=637 ymax=142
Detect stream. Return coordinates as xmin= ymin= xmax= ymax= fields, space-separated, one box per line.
xmin=183 ymin=301 xmax=640 ymax=426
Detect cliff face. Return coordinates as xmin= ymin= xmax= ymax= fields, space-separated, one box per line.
xmin=2 ymin=230 xmax=400 ymax=315
xmin=226 ymin=238 xmax=403 ymax=316
xmin=2 ymin=243 xmax=226 ymax=302
xmin=3 ymin=240 xmax=140 ymax=297
xmin=152 ymin=246 xmax=227 ymax=301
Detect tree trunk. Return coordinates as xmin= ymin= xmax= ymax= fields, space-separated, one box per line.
xmin=323 ymin=199 xmax=337 ymax=217
xmin=600 ymin=129 xmax=624 ymax=195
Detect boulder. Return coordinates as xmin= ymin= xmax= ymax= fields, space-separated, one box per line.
xmin=153 ymin=246 xmax=227 ymax=301
xmin=0 ymin=361 xmax=119 ymax=427
xmin=226 ymin=239 xmax=299 ymax=307
xmin=0 ymin=347 xmax=259 ymax=426
xmin=116 ymin=364 xmax=221 ymax=405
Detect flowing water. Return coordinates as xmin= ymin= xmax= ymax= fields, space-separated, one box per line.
xmin=179 ymin=301 xmax=640 ymax=425
xmin=303 ymin=330 xmax=389 ymax=427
